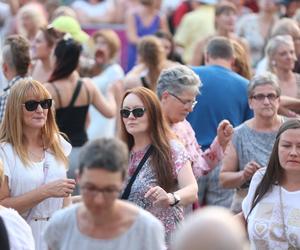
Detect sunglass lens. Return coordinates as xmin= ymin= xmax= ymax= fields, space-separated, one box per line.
xmin=120 ymin=109 xmax=130 ymax=118
xmin=25 ymin=101 xmax=39 ymax=111
xmin=132 ymin=108 xmax=145 ymax=118
xmin=40 ymin=99 xmax=52 ymax=109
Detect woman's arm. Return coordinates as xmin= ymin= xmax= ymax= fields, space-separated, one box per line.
xmin=0 ymin=177 xmax=75 ymax=214
xmin=125 ymin=12 xmax=139 ymax=44
xmin=145 ymin=161 xmax=198 ymax=207
xmin=219 ymin=142 xmax=243 ymax=188
xmin=87 ymin=78 xmax=116 ymax=118
xmin=175 ymin=161 xmax=198 ymax=206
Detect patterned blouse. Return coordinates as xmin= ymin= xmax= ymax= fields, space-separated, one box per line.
xmin=127 ymin=139 xmax=189 ymax=241
xmin=171 ymin=119 xmax=223 ymax=178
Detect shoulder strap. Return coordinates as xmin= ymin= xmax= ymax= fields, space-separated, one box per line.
xmin=51 ymin=83 xmax=62 ymax=108
xmin=121 ymin=145 xmax=154 ymax=200
xmin=82 ymin=80 xmax=91 ymax=104
xmin=69 ymin=79 xmax=83 ymax=107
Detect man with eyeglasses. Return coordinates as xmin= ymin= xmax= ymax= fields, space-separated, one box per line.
xmin=0 ymin=35 xmax=31 ymax=122
xmin=44 ymin=138 xmax=166 ymax=250
xmin=187 ymin=37 xmax=253 ymax=208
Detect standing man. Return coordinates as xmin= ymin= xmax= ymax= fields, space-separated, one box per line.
xmin=187 ymin=37 xmax=253 ymax=207
xmin=0 ymin=35 xmax=31 ymax=122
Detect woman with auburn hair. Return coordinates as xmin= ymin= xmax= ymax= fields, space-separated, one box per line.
xmin=0 ymin=79 xmax=75 ymax=250
xmin=232 ymin=40 xmax=252 ymax=80
xmin=242 ymin=119 xmax=300 ymax=249
xmin=124 ymin=35 xmax=176 ymax=92
xmin=119 ymin=87 xmax=198 ymax=243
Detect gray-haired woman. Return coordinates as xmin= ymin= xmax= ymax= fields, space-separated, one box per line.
xmin=220 ymin=72 xmax=284 ymax=213
xmin=157 ymin=65 xmax=233 ymax=179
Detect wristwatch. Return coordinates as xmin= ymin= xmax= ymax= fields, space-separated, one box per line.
xmin=170 ymin=192 xmax=181 ymax=207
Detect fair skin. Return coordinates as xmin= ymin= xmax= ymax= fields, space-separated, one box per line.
xmin=272 ymin=41 xmax=298 ymax=98
xmin=191 ymin=9 xmax=248 ymax=66
xmin=125 ymin=0 xmax=169 ymax=45
xmin=45 ymin=71 xmax=116 ymax=118
xmin=77 ymin=168 xmax=139 ymax=239
xmin=0 ymin=95 xmax=75 ymax=214
xmin=279 ymin=128 xmax=300 ymax=191
xmin=220 ymin=84 xmax=282 ymax=188
xmin=122 ymin=93 xmax=198 ymax=207
xmin=160 ymin=89 xmax=233 ymax=151
xmin=31 ymin=30 xmax=54 ymax=83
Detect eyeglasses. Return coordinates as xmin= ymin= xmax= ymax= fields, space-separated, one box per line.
xmin=251 ymin=93 xmax=278 ymax=102
xmin=169 ymin=93 xmax=197 ymax=108
xmin=80 ymin=185 xmax=121 ymax=199
xmin=23 ymin=99 xmax=53 ymax=112
xmin=120 ymin=107 xmax=146 ymax=118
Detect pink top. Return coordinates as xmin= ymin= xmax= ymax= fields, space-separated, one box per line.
xmin=171 ymin=119 xmax=224 ymax=178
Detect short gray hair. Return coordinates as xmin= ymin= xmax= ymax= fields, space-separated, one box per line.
xmin=78 ymin=138 xmax=128 ymax=180
xmin=248 ymin=72 xmax=281 ymax=97
xmin=156 ymin=65 xmax=202 ymax=99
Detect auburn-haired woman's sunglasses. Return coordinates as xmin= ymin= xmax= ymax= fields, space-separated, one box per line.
xmin=120 ymin=108 xmax=146 ymax=118
xmin=23 ymin=99 xmax=53 ymax=112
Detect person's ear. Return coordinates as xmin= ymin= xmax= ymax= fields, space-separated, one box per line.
xmin=161 ymin=91 xmax=169 ymax=104
xmin=204 ymin=53 xmax=210 ymax=65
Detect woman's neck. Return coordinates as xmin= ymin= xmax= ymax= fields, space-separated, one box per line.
xmin=250 ymin=115 xmax=281 ymax=131
xmin=82 ymin=203 xmax=120 ymax=227
xmin=132 ymin=135 xmax=151 ymax=152
xmin=276 ymin=68 xmax=294 ymax=81
xmin=23 ymin=128 xmax=43 ymax=148
xmin=281 ymin=172 xmax=300 ymax=191
xmin=259 ymin=10 xmax=275 ymax=22
xmin=41 ymin=57 xmax=53 ymax=71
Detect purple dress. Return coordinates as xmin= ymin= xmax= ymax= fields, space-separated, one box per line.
xmin=126 ymin=13 xmax=160 ymax=72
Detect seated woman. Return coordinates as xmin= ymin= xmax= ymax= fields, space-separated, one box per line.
xmin=220 ymin=72 xmax=283 ymax=214
xmin=242 ymin=119 xmax=300 ymax=249
xmin=119 ymin=87 xmax=198 ymax=244
xmin=0 ymin=79 xmax=75 ymax=250
xmin=44 ymin=138 xmax=166 ymax=250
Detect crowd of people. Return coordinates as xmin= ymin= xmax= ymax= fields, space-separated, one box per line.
xmin=0 ymin=0 xmax=300 ymax=250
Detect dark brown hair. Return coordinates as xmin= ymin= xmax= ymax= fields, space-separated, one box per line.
xmin=248 ymin=119 xmax=300 ymax=218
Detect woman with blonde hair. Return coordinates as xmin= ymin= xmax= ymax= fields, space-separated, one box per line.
xmin=0 ymin=79 xmax=75 ymax=250
xmin=119 ymin=87 xmax=198 ymax=244
xmin=124 ymin=35 xmax=175 ymax=91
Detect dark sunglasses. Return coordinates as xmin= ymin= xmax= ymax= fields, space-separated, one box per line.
xmin=23 ymin=99 xmax=53 ymax=112
xmin=120 ymin=108 xmax=146 ymax=118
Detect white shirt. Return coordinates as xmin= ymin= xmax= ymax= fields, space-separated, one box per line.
xmin=243 ymin=168 xmax=300 ymax=249
xmin=0 ymin=207 xmax=35 ymax=250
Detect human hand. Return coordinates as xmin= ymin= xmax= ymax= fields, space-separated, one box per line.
xmin=242 ymin=161 xmax=260 ymax=182
xmin=43 ymin=179 xmax=76 ymax=198
xmin=144 ymin=186 xmax=172 ymax=208
xmin=217 ymin=120 xmax=234 ymax=151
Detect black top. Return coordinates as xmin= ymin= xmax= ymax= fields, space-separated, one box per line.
xmin=53 ymin=79 xmax=90 ymax=147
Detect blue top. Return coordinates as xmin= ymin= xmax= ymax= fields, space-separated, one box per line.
xmin=187 ymin=65 xmax=253 ymax=150
xmin=127 ymin=14 xmax=160 ymax=72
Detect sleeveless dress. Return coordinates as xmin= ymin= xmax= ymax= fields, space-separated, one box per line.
xmin=127 ymin=13 xmax=160 ymax=72
xmin=53 ymin=79 xmax=90 ymax=194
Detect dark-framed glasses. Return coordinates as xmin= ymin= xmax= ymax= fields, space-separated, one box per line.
xmin=251 ymin=93 xmax=278 ymax=102
xmin=169 ymin=93 xmax=197 ymax=108
xmin=80 ymin=185 xmax=121 ymax=199
xmin=23 ymin=99 xmax=53 ymax=112
xmin=120 ymin=107 xmax=146 ymax=118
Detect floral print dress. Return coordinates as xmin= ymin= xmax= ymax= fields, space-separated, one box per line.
xmin=127 ymin=139 xmax=189 ymax=241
